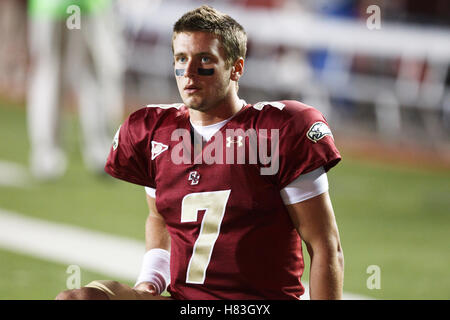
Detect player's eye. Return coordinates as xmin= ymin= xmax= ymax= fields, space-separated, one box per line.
xmin=201 ymin=56 xmax=211 ymax=64
xmin=176 ymin=56 xmax=187 ymax=63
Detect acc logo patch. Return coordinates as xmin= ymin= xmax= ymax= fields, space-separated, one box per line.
xmin=307 ymin=122 xmax=333 ymax=143
xmin=112 ymin=125 xmax=121 ymax=150
xmin=151 ymin=141 xmax=169 ymax=160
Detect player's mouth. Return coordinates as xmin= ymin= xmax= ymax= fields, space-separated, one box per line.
xmin=184 ymin=84 xmax=201 ymax=94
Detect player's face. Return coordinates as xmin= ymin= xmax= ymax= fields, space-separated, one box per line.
xmin=172 ymin=31 xmax=234 ymax=112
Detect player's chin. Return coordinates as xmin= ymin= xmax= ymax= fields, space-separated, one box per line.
xmin=183 ymin=97 xmax=206 ymax=111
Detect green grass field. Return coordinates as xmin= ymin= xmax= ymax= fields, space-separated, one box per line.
xmin=0 ymin=101 xmax=449 ymax=299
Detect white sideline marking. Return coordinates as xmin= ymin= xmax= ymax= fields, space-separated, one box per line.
xmin=0 ymin=208 xmax=145 ymax=280
xmin=0 ymin=208 xmax=372 ymax=299
xmin=0 ymin=161 xmax=29 ymax=187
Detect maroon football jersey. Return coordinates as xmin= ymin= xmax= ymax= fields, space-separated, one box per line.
xmin=105 ymin=100 xmax=341 ymax=300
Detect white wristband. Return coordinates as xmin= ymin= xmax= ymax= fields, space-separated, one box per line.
xmin=135 ymin=248 xmax=170 ymax=295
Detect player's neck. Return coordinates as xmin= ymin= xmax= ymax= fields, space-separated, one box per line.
xmin=189 ymin=94 xmax=243 ymax=126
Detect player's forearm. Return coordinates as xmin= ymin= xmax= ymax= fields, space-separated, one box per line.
xmin=145 ymin=214 xmax=171 ymax=251
xmin=308 ymin=246 xmax=344 ymax=300
xmin=134 ymin=215 xmax=171 ymax=294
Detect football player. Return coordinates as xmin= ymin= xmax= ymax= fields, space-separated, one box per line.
xmin=56 ymin=5 xmax=343 ymax=300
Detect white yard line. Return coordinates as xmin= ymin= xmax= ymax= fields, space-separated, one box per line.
xmin=0 ymin=208 xmax=373 ymax=299
xmin=0 ymin=208 xmax=145 ymax=280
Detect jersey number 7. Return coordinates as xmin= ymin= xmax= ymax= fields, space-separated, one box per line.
xmin=181 ymin=190 xmax=231 ymax=284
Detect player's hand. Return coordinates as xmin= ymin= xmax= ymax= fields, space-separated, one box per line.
xmin=133 ymin=281 xmax=158 ymax=296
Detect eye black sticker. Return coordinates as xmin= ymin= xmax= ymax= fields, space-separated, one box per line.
xmin=197 ymin=68 xmax=214 ymax=76
xmin=175 ymin=68 xmax=214 ymax=76
xmin=175 ymin=69 xmax=185 ymax=76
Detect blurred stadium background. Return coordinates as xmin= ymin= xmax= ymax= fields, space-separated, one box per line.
xmin=0 ymin=0 xmax=449 ymax=299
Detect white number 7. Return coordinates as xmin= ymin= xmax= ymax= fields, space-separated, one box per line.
xmin=181 ymin=190 xmax=231 ymax=284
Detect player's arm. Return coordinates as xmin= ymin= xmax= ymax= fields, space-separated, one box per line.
xmin=285 ymin=191 xmax=344 ymax=300
xmin=134 ymin=194 xmax=171 ymax=295
xmin=144 ymin=193 xmax=171 ymax=251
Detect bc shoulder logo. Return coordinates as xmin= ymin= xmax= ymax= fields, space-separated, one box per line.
xmin=112 ymin=126 xmax=121 ymax=151
xmin=151 ymin=141 xmax=169 ymax=160
xmin=307 ymin=122 xmax=333 ymax=143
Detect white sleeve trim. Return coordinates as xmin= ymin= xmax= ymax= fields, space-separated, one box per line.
xmin=145 ymin=186 xmax=156 ymax=198
xmin=280 ymin=167 xmax=329 ymax=205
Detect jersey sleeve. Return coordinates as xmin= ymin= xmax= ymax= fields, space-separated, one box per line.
xmin=275 ymin=101 xmax=341 ymax=189
xmin=104 ymin=109 xmax=156 ymax=188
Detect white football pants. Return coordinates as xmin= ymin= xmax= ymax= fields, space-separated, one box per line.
xmin=27 ymin=8 xmax=124 ymax=179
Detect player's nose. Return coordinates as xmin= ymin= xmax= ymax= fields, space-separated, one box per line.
xmin=184 ymin=60 xmax=197 ymax=78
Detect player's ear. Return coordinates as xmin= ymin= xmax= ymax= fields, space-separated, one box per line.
xmin=230 ymin=57 xmax=244 ymax=81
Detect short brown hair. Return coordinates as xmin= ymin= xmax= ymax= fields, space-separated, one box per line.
xmin=173 ymin=5 xmax=247 ymax=68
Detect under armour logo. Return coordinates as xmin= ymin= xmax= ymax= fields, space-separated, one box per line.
xmin=188 ymin=171 xmax=201 ymax=185
xmin=151 ymin=141 xmax=168 ymax=160
xmin=226 ymin=136 xmax=243 ymax=147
